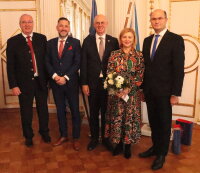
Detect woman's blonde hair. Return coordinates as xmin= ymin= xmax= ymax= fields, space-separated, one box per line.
xmin=119 ymin=28 xmax=137 ymax=49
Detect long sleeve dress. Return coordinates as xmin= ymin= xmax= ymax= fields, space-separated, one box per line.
xmin=104 ymin=49 xmax=144 ymax=144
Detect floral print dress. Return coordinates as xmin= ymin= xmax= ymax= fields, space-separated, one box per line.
xmin=104 ymin=49 xmax=144 ymax=144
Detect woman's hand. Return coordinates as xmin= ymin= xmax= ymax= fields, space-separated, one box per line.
xmin=116 ymin=88 xmax=130 ymax=98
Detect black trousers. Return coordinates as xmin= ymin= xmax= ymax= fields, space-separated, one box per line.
xmin=88 ymin=78 xmax=107 ymax=141
xmin=145 ymin=93 xmax=172 ymax=156
xmin=18 ymin=78 xmax=49 ymax=139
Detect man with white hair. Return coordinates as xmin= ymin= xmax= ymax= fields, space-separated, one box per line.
xmin=6 ymin=14 xmax=50 ymax=147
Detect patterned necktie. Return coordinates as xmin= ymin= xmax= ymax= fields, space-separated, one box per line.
xmin=58 ymin=40 xmax=64 ymax=58
xmin=99 ymin=37 xmax=104 ymax=60
xmin=27 ymin=36 xmax=36 ymax=73
xmin=151 ymin=34 xmax=160 ymax=61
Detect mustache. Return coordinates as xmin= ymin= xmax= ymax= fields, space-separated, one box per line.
xmin=60 ymin=30 xmax=68 ymax=32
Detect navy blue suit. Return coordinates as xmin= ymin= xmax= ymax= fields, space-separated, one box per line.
xmin=46 ymin=36 xmax=81 ymax=139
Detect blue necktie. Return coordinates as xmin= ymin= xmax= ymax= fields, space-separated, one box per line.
xmin=151 ymin=35 xmax=160 ymax=60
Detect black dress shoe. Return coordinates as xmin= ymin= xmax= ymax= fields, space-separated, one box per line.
xmin=42 ymin=135 xmax=51 ymax=143
xmin=124 ymin=144 xmax=131 ymax=159
xmin=138 ymin=147 xmax=155 ymax=158
xmin=102 ymin=138 xmax=113 ymax=151
xmin=25 ymin=139 xmax=33 ymax=147
xmin=113 ymin=141 xmax=123 ymax=156
xmin=87 ymin=140 xmax=99 ymax=151
xmin=151 ymin=155 xmax=165 ymax=170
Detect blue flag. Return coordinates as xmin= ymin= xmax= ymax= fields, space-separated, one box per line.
xmin=89 ymin=0 xmax=97 ymax=35
xmin=130 ymin=2 xmax=140 ymax=51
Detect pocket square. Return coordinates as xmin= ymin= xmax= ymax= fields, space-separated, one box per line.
xmin=68 ymin=46 xmax=72 ymax=50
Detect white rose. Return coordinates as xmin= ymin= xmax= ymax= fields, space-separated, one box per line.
xmin=116 ymin=83 xmax=121 ymax=88
xmin=115 ymin=76 xmax=124 ymax=83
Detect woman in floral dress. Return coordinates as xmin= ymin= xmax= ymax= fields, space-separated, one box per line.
xmin=104 ymin=28 xmax=144 ymax=159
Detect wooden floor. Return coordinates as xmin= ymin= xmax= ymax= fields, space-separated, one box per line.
xmin=0 ymin=109 xmax=200 ymax=173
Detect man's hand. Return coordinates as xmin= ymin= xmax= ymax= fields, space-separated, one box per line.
xmin=82 ymin=85 xmax=90 ymax=96
xmin=170 ymin=95 xmax=179 ymax=105
xmin=56 ymin=76 xmax=66 ymax=85
xmin=54 ymin=75 xmax=60 ymax=82
xmin=12 ymin=87 xmax=21 ymax=96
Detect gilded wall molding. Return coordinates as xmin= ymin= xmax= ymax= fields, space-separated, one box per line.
xmin=0 ymin=9 xmax=36 ymax=11
xmin=173 ymin=67 xmax=198 ymax=118
xmin=183 ymin=39 xmax=199 ymax=69
xmin=168 ymin=0 xmax=200 ymax=121
xmin=0 ymin=0 xmax=35 ymax=1
xmin=0 ymin=0 xmax=39 ymax=107
xmin=169 ymin=0 xmax=200 ymax=40
xmin=170 ymin=0 xmax=200 ymax=1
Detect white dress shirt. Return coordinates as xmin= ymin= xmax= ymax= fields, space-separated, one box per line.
xmin=150 ymin=28 xmax=167 ymax=57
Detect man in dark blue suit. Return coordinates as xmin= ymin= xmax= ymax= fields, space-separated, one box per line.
xmin=46 ymin=17 xmax=81 ymax=151
xmin=139 ymin=9 xmax=185 ymax=170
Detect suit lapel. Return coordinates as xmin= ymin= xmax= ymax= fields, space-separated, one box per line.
xmin=19 ymin=33 xmax=30 ymax=52
xmin=53 ymin=38 xmax=59 ymax=59
xmin=61 ymin=36 xmax=72 ymax=58
xmin=103 ymin=35 xmax=111 ymax=61
xmin=92 ymin=35 xmax=101 ymax=62
xmin=32 ymin=34 xmax=39 ymax=58
xmin=19 ymin=33 xmax=27 ymax=46
xmin=153 ymin=30 xmax=170 ymax=60
xmin=146 ymin=35 xmax=153 ymax=62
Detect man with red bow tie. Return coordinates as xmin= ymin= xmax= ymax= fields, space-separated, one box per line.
xmin=46 ymin=17 xmax=81 ymax=151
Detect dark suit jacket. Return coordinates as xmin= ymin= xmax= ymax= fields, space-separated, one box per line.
xmin=142 ymin=30 xmax=185 ymax=96
xmin=80 ymin=34 xmax=119 ymax=89
xmin=46 ymin=36 xmax=81 ymax=89
xmin=6 ymin=33 xmax=48 ymax=91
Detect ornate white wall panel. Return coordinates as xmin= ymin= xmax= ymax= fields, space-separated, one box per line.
xmin=39 ymin=0 xmax=60 ymax=39
xmin=170 ymin=1 xmax=199 ymax=37
xmin=96 ymin=0 xmax=105 ymax=14
xmin=168 ymin=0 xmax=200 ymax=122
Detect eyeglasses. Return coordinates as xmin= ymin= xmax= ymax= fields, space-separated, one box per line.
xmin=21 ymin=21 xmax=33 ymax=24
xmin=150 ymin=17 xmax=166 ymax=21
xmin=95 ymin=22 xmax=106 ymax=25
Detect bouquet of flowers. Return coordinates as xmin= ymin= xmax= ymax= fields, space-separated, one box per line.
xmin=104 ymin=72 xmax=130 ymax=102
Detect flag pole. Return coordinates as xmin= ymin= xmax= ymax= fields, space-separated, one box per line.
xmin=124 ymin=1 xmax=133 ymax=28
xmin=81 ymin=0 xmax=97 ymax=130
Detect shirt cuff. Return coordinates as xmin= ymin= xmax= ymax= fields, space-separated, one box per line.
xmin=52 ymin=73 xmax=58 ymax=80
xmin=64 ymin=75 xmax=70 ymax=81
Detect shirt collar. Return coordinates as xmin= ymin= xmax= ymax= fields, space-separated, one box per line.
xmin=154 ymin=28 xmax=167 ymax=37
xmin=22 ymin=32 xmax=33 ymax=39
xmin=58 ymin=36 xmax=68 ymax=42
xmin=96 ymin=33 xmax=106 ymax=40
